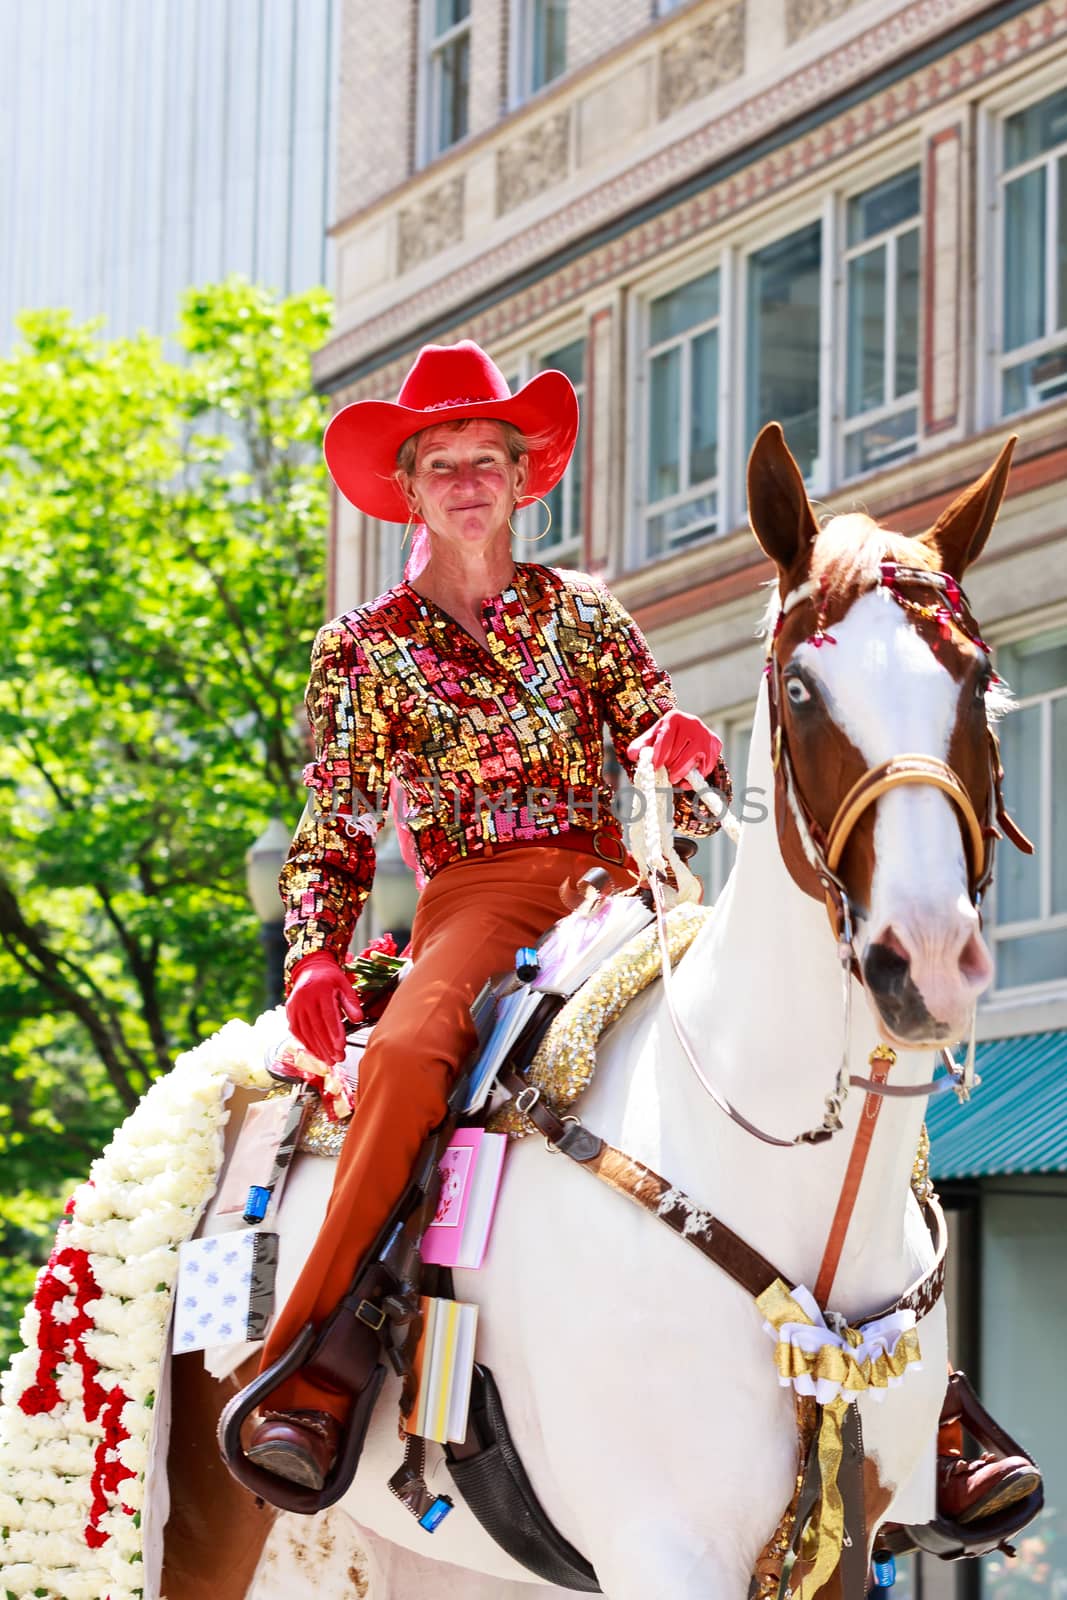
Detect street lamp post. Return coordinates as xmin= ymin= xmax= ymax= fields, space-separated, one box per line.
xmin=245 ymin=817 xmax=292 ymax=1009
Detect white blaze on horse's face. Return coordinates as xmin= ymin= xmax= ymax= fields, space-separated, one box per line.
xmin=798 ymin=583 xmax=994 ymax=1045
xmin=747 ymin=421 xmax=1016 ymax=1049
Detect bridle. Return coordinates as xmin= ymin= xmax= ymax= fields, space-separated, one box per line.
xmin=766 ymin=561 xmax=1028 ymax=955
xmin=639 ymin=558 xmax=1034 ymax=1151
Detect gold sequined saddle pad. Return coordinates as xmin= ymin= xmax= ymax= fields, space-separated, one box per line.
xmin=486 ymin=897 xmax=711 ymax=1139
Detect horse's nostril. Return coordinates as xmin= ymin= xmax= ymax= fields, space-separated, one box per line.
xmin=864 ymin=938 xmax=910 ymax=997
xmin=959 ymin=929 xmax=994 ymax=989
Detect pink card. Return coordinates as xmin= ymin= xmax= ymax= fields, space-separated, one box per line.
xmin=420 ymin=1130 xmax=482 ymax=1267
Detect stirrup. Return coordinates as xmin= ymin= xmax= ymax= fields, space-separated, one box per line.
xmin=216 ymin=1320 xmax=385 ymax=1514
xmin=878 ymin=1371 xmax=1043 ymax=1562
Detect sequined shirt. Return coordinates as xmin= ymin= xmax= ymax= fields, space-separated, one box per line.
xmin=279 ymin=562 xmax=722 ymax=991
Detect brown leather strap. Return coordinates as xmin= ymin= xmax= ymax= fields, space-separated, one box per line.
xmin=500 ymin=1069 xmax=948 ymax=1323
xmin=813 ymin=1048 xmax=894 ymax=1308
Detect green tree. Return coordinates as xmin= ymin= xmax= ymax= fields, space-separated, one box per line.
xmin=0 ymin=278 xmax=332 ymax=1349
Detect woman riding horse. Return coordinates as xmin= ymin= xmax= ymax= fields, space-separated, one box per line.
xmin=240 ymin=343 xmax=1037 ymax=1542
xmin=243 ymin=339 xmax=727 ymax=1488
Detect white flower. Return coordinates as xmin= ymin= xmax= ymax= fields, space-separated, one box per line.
xmin=0 ymin=1004 xmax=288 ymax=1598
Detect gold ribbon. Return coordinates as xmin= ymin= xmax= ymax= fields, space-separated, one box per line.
xmin=756 ymin=1279 xmax=923 ymax=1598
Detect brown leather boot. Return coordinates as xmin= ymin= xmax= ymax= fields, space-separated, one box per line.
xmin=938 ymin=1451 xmax=1042 ymax=1524
xmin=245 ymin=1408 xmax=342 ymax=1491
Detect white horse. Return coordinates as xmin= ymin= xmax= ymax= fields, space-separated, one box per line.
xmin=163 ymin=423 xmax=1018 ymax=1600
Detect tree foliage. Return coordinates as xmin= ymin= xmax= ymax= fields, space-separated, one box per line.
xmin=0 ymin=278 xmax=333 ymax=1351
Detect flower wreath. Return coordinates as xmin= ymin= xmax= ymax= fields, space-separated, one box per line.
xmin=0 ymin=1011 xmax=282 ymax=1600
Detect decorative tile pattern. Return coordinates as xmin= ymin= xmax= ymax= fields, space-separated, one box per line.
xmin=496 ymin=111 xmax=571 ymax=216
xmin=657 ymin=3 xmax=745 ymax=121
xmin=318 ymin=0 xmax=1067 ymax=390
xmin=786 ymin=0 xmax=859 ymax=46
xmin=280 ymin=563 xmax=724 ymax=989
xmin=397 ymin=176 xmax=466 ymax=274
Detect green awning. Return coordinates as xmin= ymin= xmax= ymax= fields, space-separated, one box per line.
xmin=926 ymin=1030 xmax=1067 ymax=1181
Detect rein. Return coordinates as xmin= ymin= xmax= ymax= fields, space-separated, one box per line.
xmin=631 ymin=753 xmax=974 ymax=1152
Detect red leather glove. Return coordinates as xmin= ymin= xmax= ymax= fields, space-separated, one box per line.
xmin=285 ymin=951 xmax=364 ymax=1066
xmin=626 ymin=709 xmax=724 ymax=787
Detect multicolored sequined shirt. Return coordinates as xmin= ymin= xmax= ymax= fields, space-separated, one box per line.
xmin=279 ymin=562 xmax=724 ymax=991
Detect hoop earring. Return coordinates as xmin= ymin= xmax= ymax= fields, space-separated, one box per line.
xmin=402 ymin=510 xmax=416 ymax=548
xmin=507 ymin=496 xmax=554 ymax=543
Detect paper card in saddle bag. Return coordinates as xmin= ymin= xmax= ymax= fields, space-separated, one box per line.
xmin=402 ymin=1296 xmax=479 ymax=1445
xmin=214 ymin=1088 xmax=307 ymax=1218
xmin=172 ymin=1230 xmax=279 ymax=1353
xmin=420 ymin=1130 xmax=507 ymax=1269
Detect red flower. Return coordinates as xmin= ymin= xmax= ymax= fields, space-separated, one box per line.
xmin=16 ymin=1226 xmax=137 ymax=1550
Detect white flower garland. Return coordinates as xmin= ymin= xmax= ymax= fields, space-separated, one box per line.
xmin=0 ymin=1010 xmax=282 ymax=1600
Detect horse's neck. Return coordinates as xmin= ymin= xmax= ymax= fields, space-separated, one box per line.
xmin=647 ymin=686 xmax=934 ymax=1318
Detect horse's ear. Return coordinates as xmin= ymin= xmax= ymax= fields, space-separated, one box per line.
xmin=746 ymin=422 xmax=820 ymax=575
xmin=922 ymin=436 xmax=1017 ymax=578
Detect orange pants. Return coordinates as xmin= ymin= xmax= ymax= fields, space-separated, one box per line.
xmin=260 ymin=843 xmax=634 ymax=1418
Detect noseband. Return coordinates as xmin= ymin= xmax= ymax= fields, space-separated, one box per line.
xmin=767 ymin=561 xmax=1030 ymax=953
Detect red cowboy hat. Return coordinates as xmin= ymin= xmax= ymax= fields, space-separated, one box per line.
xmin=323 ymin=340 xmax=579 ymax=523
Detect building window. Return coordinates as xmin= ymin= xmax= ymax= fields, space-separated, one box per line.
xmin=421 ymin=0 xmax=471 ymax=164
xmin=539 ymin=336 xmax=584 ymax=560
xmin=693 ymin=717 xmax=752 ymax=905
xmin=997 ymin=85 xmax=1067 ymax=416
xmin=374 ymin=516 xmax=410 ymax=595
xmin=502 ymin=335 xmax=586 ymax=564
xmin=842 ymin=167 xmax=921 ymax=477
xmin=511 ymin=0 xmax=567 ymax=104
xmin=746 ymin=221 xmax=823 ymax=484
xmin=641 ymin=267 xmax=721 ymax=557
xmin=991 ymin=627 xmax=1067 ymax=993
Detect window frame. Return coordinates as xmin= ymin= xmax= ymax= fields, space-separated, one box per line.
xmin=624 ymin=143 xmax=925 ymax=557
xmin=416 ymin=0 xmax=473 ymax=169
xmin=835 ymin=162 xmax=923 ymax=484
xmin=978 ymin=65 xmax=1067 ymax=428
xmin=737 ymin=193 xmax=835 ymax=505
xmin=693 ymin=710 xmax=753 ymax=906
xmin=493 ymin=324 xmax=588 ymax=569
xmin=507 ymin=0 xmax=568 ymax=111
xmin=986 ymin=622 xmax=1067 ymax=1001
xmin=630 ymin=250 xmax=735 ymax=568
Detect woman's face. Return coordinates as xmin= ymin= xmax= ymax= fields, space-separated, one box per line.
xmin=406 ymin=421 xmax=528 ymax=550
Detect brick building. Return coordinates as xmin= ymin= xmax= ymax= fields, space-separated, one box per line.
xmin=316 ymin=5 xmax=1067 ymax=1594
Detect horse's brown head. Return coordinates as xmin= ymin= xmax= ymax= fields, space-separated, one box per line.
xmin=746 ymin=423 xmax=1030 ymax=1048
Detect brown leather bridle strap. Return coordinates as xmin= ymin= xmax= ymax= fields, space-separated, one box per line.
xmin=825 ymin=754 xmax=987 ymax=886
xmin=813 ymin=1046 xmax=894 ymax=1308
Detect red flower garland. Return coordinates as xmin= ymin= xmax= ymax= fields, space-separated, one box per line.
xmin=17 ymin=1223 xmax=136 ymax=1548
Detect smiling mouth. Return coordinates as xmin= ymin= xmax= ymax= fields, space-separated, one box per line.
xmin=450 ymin=503 xmax=489 ymax=512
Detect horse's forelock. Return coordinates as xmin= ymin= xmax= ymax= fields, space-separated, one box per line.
xmin=809 ymin=514 xmax=940 ymax=610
